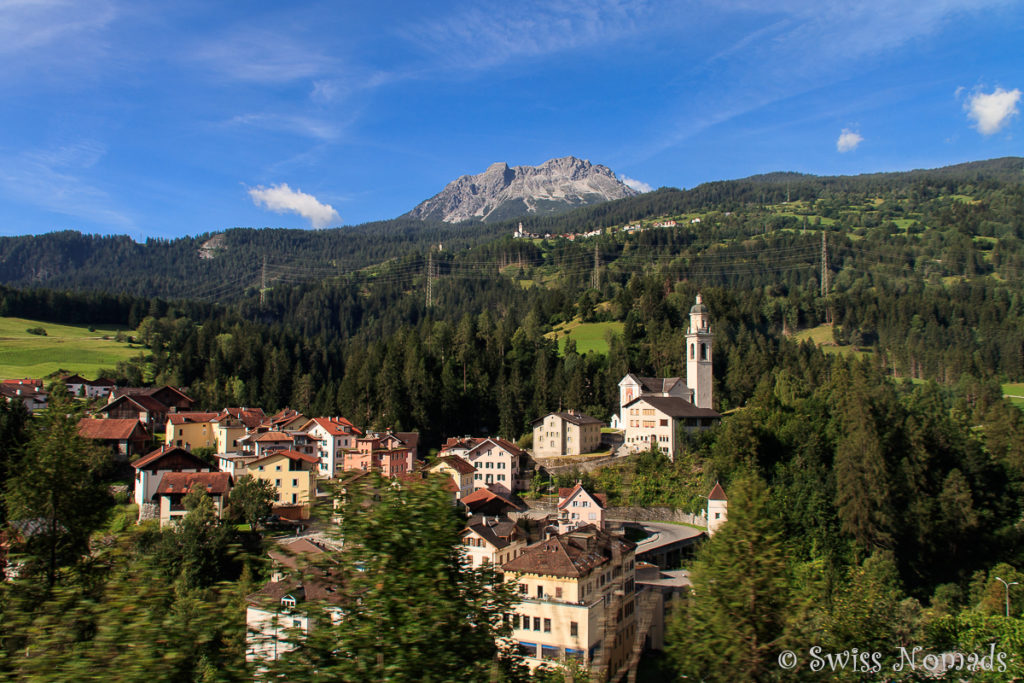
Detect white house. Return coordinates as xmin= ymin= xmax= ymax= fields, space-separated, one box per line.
xmin=556 ymin=483 xmax=607 ymax=534
xmin=300 ymin=416 xmax=362 ymax=479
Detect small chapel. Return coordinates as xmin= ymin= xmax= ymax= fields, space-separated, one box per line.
xmin=616 ymin=293 xmax=721 ymax=458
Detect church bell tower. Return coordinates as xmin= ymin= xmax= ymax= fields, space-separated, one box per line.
xmin=686 ymin=293 xmax=713 ymax=410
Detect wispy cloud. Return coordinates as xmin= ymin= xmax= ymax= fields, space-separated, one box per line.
xmin=248 ymin=183 xmax=340 ymax=228
xmin=0 ymin=0 xmax=118 ymax=80
xmin=964 ymin=87 xmax=1020 ymax=135
xmin=191 ymin=27 xmax=333 ymax=83
xmin=620 ymin=175 xmax=654 ymax=193
xmin=396 ymin=0 xmax=648 ymax=71
xmin=0 ymin=141 xmax=133 ymax=230
xmin=227 ymin=113 xmax=341 ymax=142
xmin=836 ymin=128 xmax=863 ymax=152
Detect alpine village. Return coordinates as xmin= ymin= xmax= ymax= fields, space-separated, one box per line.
xmin=2 ymin=156 xmax=1024 ymax=683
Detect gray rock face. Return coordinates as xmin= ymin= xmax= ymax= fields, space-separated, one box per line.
xmin=407 ymin=156 xmax=638 ymax=223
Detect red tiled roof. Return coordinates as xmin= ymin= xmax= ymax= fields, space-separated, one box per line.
xmin=709 ymin=482 xmax=727 ymax=501
xmin=251 ymin=449 xmax=319 ymax=465
xmin=431 ymin=455 xmax=475 ymax=475
xmin=461 ymin=485 xmax=526 ymax=512
xmin=2 ymin=378 xmax=42 ymax=387
xmin=307 ymin=416 xmax=361 ymax=436
xmin=167 ymin=411 xmax=219 ymax=425
xmin=465 ymin=437 xmax=526 ymax=458
xmin=77 ymin=418 xmax=147 ymax=441
xmin=254 ymin=431 xmax=292 ymax=442
xmin=157 ymin=471 xmax=232 ymax=496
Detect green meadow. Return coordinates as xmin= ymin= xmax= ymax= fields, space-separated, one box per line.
xmin=549 ymin=320 xmax=624 ymax=355
xmin=1003 ymin=382 xmax=1024 ymax=410
xmin=0 ymin=317 xmax=139 ymax=379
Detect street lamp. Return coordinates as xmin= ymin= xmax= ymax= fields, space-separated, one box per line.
xmin=994 ymin=577 xmax=1018 ymax=618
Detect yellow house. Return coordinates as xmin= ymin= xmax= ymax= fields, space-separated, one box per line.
xmin=165 ymin=411 xmax=220 ymax=450
xmin=245 ymin=449 xmax=318 ymax=519
xmin=427 ymin=455 xmax=476 ymax=501
xmin=502 ymin=525 xmax=637 ymax=681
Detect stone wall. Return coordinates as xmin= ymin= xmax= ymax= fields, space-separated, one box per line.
xmin=519 ymin=498 xmax=705 ymax=526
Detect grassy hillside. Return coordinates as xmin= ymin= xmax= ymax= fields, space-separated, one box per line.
xmin=792 ymin=324 xmax=872 ymax=360
xmin=0 ymin=317 xmax=138 ymax=379
xmin=549 ymin=320 xmax=624 ymax=355
xmin=1003 ymin=382 xmax=1024 ymax=410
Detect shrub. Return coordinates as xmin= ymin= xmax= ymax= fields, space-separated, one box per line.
xmin=26 ymin=327 xmax=47 ymax=336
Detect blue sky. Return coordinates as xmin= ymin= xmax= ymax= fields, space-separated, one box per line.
xmin=1 ymin=0 xmax=1022 ymax=238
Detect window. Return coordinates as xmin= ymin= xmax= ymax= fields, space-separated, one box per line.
xmin=700 ymin=343 xmax=707 ymax=360
xmin=570 ymin=621 xmax=578 ymax=637
xmin=519 ymin=583 xmax=528 ymax=594
xmin=543 ymin=618 xmax=551 ymax=632
xmin=555 ymin=587 xmax=562 ymax=598
xmin=690 ymin=343 xmax=695 ymax=359
xmin=533 ymin=617 xmax=541 ymax=631
xmin=536 ymin=585 xmax=544 ymax=599
xmin=292 ymin=619 xmax=302 ymax=628
xmin=521 ymin=614 xmax=530 ymax=629
xmin=660 ymin=419 xmax=668 ymax=427
xmin=292 ymin=479 xmax=298 ymax=487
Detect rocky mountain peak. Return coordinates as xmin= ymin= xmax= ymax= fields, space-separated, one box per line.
xmin=406 ymin=156 xmax=638 ymax=223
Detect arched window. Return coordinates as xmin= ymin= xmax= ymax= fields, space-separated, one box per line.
xmin=700 ymin=343 xmax=707 ymax=360
xmin=690 ymin=344 xmax=695 ymax=359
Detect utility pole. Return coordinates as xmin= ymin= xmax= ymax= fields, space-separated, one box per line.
xmin=592 ymin=244 xmax=600 ymax=290
xmin=426 ymin=248 xmax=434 ymax=309
xmin=260 ymin=255 xmax=267 ymax=306
xmin=821 ymin=232 xmax=832 ymax=324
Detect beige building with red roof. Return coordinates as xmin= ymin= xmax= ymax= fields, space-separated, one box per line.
xmin=245 ymin=449 xmax=319 ymax=519
xmin=445 ymin=437 xmax=526 ymax=491
xmin=427 ymin=455 xmax=476 ymax=500
xmin=156 ymin=471 xmax=233 ymax=526
xmin=502 ymin=525 xmax=638 ymax=680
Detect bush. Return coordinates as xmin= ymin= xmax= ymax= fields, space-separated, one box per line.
xmin=26 ymin=327 xmax=47 ymax=336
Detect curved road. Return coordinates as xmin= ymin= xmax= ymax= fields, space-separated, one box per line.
xmin=625 ymin=521 xmax=705 ymax=554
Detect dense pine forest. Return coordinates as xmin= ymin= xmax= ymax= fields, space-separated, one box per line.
xmin=2 ymin=158 xmax=1024 ymax=680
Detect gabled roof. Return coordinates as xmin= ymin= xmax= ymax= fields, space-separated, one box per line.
xmin=60 ymin=374 xmax=89 ymax=384
xmin=77 ymin=418 xmax=148 ymax=441
xmin=463 ymin=515 xmax=519 ymax=549
xmin=502 ymin=525 xmax=635 ymax=578
xmin=709 ymin=482 xmax=728 ymax=501
xmin=620 ymin=374 xmax=685 ymax=395
xmin=254 ymin=431 xmax=292 ymax=442
xmin=100 ymin=393 xmax=167 ymax=414
xmin=167 ymin=411 xmax=220 ymax=425
xmin=531 ymin=411 xmax=604 ymax=427
xmin=304 ymin=416 xmax=362 ymax=436
xmin=157 ymin=471 xmax=232 ymax=496
xmin=131 ymin=445 xmax=211 ymax=470
xmin=250 ymin=449 xmax=319 ymax=466
xmin=622 ymin=395 xmax=720 ymax=419
xmin=88 ymin=377 xmax=117 ymax=387
xmin=213 ymin=407 xmax=266 ymax=429
xmin=465 ymin=437 xmax=525 ymax=459
xmin=557 ymin=483 xmax=607 ymax=510
xmin=429 ymin=455 xmax=475 ymax=475
xmin=461 ymin=484 xmax=526 ymax=513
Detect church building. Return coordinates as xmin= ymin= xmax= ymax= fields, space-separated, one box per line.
xmin=618 ymin=294 xmax=721 ymax=458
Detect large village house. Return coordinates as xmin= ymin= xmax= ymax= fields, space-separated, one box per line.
xmin=502 ymin=525 xmax=638 ymax=680
xmin=532 ymin=410 xmax=604 ymax=457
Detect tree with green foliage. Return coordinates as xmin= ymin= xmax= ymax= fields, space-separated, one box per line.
xmin=3 ymin=391 xmax=110 ymax=588
xmin=226 ymin=474 xmax=277 ymax=531
xmin=666 ymin=475 xmax=800 ymax=682
xmin=268 ymin=473 xmax=517 ymax=682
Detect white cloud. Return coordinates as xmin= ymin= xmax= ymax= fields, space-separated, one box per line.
xmin=248 ymin=183 xmax=340 ymax=228
xmin=965 ymin=87 xmax=1021 ymax=135
xmin=228 ymin=113 xmax=341 ymax=142
xmin=836 ymin=128 xmax=864 ymax=153
xmin=620 ymin=175 xmax=654 ymax=193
